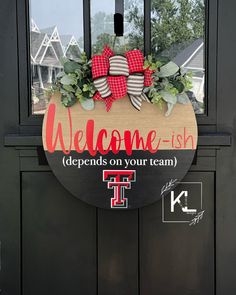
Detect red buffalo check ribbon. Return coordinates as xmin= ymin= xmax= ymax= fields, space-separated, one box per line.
xmin=93 ymin=91 xmax=116 ymax=112
xmin=92 ymin=46 xmax=152 ymax=111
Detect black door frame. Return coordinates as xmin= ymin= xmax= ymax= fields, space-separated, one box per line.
xmin=17 ymin=0 xmax=216 ymax=128
xmin=1 ymin=0 xmax=236 ymax=294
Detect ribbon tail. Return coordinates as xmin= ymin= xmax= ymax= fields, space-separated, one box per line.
xmin=93 ymin=91 xmax=103 ymax=101
xmin=105 ymin=95 xmax=114 ymax=112
xmin=129 ymin=94 xmax=142 ymax=111
xmin=93 ymin=92 xmax=114 ymax=112
xmin=141 ymin=92 xmax=150 ymax=103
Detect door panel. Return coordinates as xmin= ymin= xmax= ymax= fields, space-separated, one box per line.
xmin=140 ymin=172 xmax=214 ymax=295
xmin=98 ymin=209 xmax=139 ymax=295
xmin=22 ymin=172 xmax=97 ymax=295
xmin=2 ymin=0 xmax=236 ymax=294
xmin=21 ymin=171 xmax=214 ymax=295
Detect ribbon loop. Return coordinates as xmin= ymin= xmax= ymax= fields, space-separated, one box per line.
xmin=92 ymin=46 xmax=151 ymax=112
xmin=94 ymin=77 xmax=111 ymax=98
xmin=109 ymin=56 xmax=129 ymax=76
xmin=127 ymin=74 xmax=144 ymax=96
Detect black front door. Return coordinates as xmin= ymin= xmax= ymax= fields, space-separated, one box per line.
xmin=0 ymin=0 xmax=236 ymax=294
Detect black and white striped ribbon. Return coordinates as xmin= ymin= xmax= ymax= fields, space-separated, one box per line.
xmin=127 ymin=74 xmax=144 ymax=96
xmin=129 ymin=92 xmax=150 ymax=111
xmin=127 ymin=74 xmax=150 ymax=111
xmin=129 ymin=94 xmax=142 ymax=111
xmin=109 ymin=56 xmax=129 ymax=76
xmin=140 ymin=92 xmax=150 ymax=103
xmin=94 ymin=77 xmax=111 ymax=98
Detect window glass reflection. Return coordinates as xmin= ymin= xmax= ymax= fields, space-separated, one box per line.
xmin=151 ymin=0 xmax=205 ymax=112
xmin=91 ymin=0 xmax=115 ymax=54
xmin=91 ymin=0 xmax=144 ymax=54
xmin=124 ymin=0 xmax=144 ymax=51
xmin=30 ymin=0 xmax=84 ymax=114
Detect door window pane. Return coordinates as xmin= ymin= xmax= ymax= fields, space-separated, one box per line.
xmin=151 ymin=0 xmax=205 ymax=113
xmin=91 ymin=0 xmax=144 ymax=54
xmin=30 ymin=0 xmax=84 ymax=115
xmin=29 ymin=0 xmax=204 ymax=115
xmin=91 ymin=0 xmax=115 ymax=54
xmin=124 ymin=0 xmax=144 ymax=51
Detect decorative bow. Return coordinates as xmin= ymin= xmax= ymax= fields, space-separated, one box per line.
xmin=92 ymin=46 xmax=154 ymax=111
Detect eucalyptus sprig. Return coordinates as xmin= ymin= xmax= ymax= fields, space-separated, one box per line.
xmin=144 ymin=56 xmax=193 ymax=116
xmin=48 ymin=50 xmax=193 ymax=115
xmin=53 ymin=52 xmax=96 ymax=110
xmin=144 ymin=55 xmax=164 ymax=71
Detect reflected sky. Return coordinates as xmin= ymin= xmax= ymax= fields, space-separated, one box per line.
xmin=30 ymin=0 xmax=114 ymax=38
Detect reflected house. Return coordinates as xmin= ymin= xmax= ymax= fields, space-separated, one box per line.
xmin=172 ymin=38 xmax=205 ymax=103
xmin=41 ymin=26 xmax=64 ymax=60
xmin=61 ymin=35 xmax=82 ymax=59
xmin=30 ymin=17 xmax=204 ymax=113
xmin=30 ymin=19 xmax=82 ymax=111
xmin=31 ymin=31 xmax=60 ymax=91
xmin=31 ymin=18 xmax=40 ymax=34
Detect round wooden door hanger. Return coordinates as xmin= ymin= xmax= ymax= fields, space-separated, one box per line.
xmin=43 ymin=93 xmax=198 ymax=209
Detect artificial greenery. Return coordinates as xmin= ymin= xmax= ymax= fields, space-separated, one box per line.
xmin=49 ymin=50 xmax=192 ymax=116
xmin=143 ymin=55 xmax=193 ymax=116
xmin=49 ymin=52 xmax=96 ymax=109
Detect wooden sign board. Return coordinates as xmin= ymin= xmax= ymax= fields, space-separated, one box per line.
xmin=42 ymin=94 xmax=198 ymax=209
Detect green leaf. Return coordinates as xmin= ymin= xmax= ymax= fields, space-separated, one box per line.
xmin=61 ymin=93 xmax=77 ymax=107
xmin=143 ymin=87 xmax=150 ymax=94
xmin=73 ymin=58 xmax=84 ymax=64
xmin=180 ymin=67 xmax=187 ymax=76
xmin=60 ymin=57 xmax=69 ymax=66
xmin=160 ymin=90 xmax=177 ymax=104
xmin=64 ymin=61 xmax=81 ymax=74
xmin=82 ymin=90 xmax=91 ymax=100
xmin=144 ymin=60 xmax=149 ymax=69
xmin=159 ymin=61 xmax=179 ymax=78
xmin=80 ymin=99 xmax=95 ymax=111
xmin=83 ymin=84 xmax=89 ymax=92
xmin=171 ymin=80 xmax=185 ymax=93
xmin=60 ymin=74 xmax=77 ymax=86
xmin=177 ymin=92 xmax=190 ymax=104
xmin=165 ymin=103 xmax=175 ymax=117
xmin=148 ymin=55 xmax=152 ymax=63
xmin=156 ymin=60 xmax=163 ymax=68
xmin=150 ymin=64 xmax=157 ymax=71
xmin=149 ymin=87 xmax=155 ymax=97
xmin=151 ymin=92 xmax=163 ymax=104
xmin=75 ymin=67 xmax=83 ymax=73
xmin=160 ymin=78 xmax=169 ymax=87
xmin=62 ymin=85 xmax=75 ymax=93
xmin=75 ymin=87 xmax=82 ymax=96
xmin=56 ymin=71 xmax=65 ymax=79
xmin=89 ymin=88 xmax=96 ymax=97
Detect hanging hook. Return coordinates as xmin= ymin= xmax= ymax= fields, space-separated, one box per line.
xmin=114 ymin=13 xmax=124 ymax=37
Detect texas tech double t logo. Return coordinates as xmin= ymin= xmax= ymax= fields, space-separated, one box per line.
xmin=103 ymin=170 xmax=136 ymax=208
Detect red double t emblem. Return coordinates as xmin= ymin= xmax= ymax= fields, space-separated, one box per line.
xmin=103 ymin=170 xmax=136 ymax=208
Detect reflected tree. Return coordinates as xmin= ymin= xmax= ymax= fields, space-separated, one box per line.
xmin=127 ymin=0 xmax=204 ymax=57
xmin=91 ymin=0 xmax=204 ymax=57
xmin=91 ymin=12 xmax=114 ymax=53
